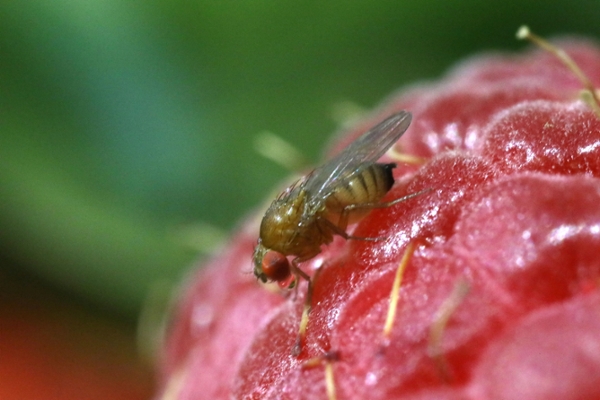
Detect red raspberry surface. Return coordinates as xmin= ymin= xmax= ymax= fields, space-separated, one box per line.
xmin=157 ymin=40 xmax=600 ymax=399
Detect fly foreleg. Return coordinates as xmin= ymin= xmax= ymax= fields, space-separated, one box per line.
xmin=290 ymin=257 xmax=318 ymax=357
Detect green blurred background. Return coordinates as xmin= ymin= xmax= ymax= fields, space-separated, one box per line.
xmin=1 ymin=0 xmax=599 ymax=389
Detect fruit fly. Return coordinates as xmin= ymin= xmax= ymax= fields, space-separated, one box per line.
xmin=252 ymin=110 xmax=426 ymax=353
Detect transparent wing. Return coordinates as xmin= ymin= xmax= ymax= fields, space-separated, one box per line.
xmin=302 ymin=111 xmax=412 ymax=211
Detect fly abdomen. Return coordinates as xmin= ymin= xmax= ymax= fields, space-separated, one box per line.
xmin=378 ymin=162 xmax=397 ymax=193
xmin=325 ymin=162 xmax=397 ymax=211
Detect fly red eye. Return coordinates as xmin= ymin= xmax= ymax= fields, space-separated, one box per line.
xmin=261 ymin=251 xmax=292 ymax=283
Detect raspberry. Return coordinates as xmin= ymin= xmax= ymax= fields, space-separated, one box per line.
xmin=157 ymin=37 xmax=600 ymax=399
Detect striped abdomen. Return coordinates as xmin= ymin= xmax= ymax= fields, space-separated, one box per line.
xmin=323 ymin=162 xmax=396 ymax=225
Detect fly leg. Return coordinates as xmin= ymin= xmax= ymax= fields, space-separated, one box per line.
xmin=341 ymin=187 xmax=432 ymax=216
xmin=325 ymin=188 xmax=432 ymax=241
xmin=319 ymin=217 xmax=381 ymax=242
xmin=289 ymin=257 xmax=321 ymax=357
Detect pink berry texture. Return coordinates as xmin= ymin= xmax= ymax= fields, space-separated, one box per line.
xmin=158 ymin=38 xmax=600 ymax=400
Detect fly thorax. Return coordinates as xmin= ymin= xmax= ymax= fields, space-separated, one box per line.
xmin=259 ymin=189 xmax=307 ymax=250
